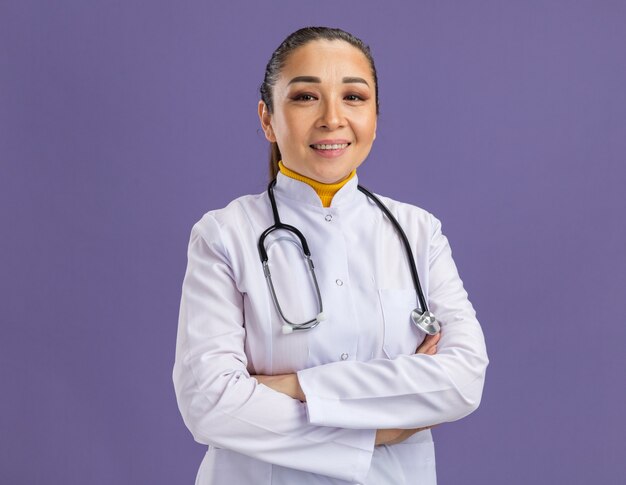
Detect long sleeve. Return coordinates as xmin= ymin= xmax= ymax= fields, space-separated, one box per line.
xmin=296 ymin=213 xmax=489 ymax=429
xmin=172 ymin=216 xmax=376 ymax=483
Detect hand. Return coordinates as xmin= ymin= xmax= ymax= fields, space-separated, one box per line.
xmin=416 ymin=331 xmax=441 ymax=355
xmin=254 ymin=373 xmax=306 ymax=402
xmin=375 ymin=425 xmax=438 ymax=446
xmin=374 ymin=331 xmax=442 ymax=446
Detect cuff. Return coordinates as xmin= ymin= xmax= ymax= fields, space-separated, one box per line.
xmin=298 ymin=369 xmax=376 ymax=482
xmin=298 ymin=366 xmax=345 ymax=427
xmin=351 ymin=429 xmax=376 ymax=483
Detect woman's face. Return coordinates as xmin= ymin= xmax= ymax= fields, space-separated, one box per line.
xmin=259 ymin=40 xmax=378 ymax=184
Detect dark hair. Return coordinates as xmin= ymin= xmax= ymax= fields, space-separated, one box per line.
xmin=259 ymin=27 xmax=379 ymax=179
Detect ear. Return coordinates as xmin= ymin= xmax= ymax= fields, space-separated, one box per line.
xmin=258 ymin=100 xmax=276 ymax=143
xmin=373 ymin=118 xmax=377 ymax=141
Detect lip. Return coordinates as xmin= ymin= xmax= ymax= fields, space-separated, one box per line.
xmin=309 ymin=139 xmax=351 ymax=159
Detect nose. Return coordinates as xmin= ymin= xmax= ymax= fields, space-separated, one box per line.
xmin=317 ymin=97 xmax=345 ymax=130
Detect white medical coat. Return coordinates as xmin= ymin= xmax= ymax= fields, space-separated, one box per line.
xmin=173 ymin=173 xmax=489 ymax=485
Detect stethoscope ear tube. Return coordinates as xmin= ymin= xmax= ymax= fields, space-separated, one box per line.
xmin=260 ymin=182 xmax=325 ymax=333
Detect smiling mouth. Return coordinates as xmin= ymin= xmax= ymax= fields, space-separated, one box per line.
xmin=310 ymin=143 xmax=351 ymax=150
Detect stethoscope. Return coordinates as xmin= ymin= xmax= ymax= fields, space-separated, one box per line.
xmin=257 ymin=178 xmax=441 ymax=336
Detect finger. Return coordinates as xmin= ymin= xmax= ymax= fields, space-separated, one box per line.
xmin=425 ymin=345 xmax=436 ymax=355
xmin=416 ymin=334 xmax=440 ymax=353
xmin=416 ymin=343 xmax=433 ymax=354
xmin=417 ymin=335 xmax=435 ymax=349
xmin=424 ymin=333 xmax=441 ymax=346
xmin=418 ymin=345 xmax=436 ymax=355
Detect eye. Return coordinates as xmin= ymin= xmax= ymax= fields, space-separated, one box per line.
xmin=345 ymin=94 xmax=365 ymax=102
xmin=292 ymin=93 xmax=317 ymax=102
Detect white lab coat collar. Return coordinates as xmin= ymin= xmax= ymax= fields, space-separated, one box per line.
xmin=274 ymin=171 xmax=361 ymax=209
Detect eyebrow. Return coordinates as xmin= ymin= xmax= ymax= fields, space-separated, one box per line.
xmin=288 ymin=76 xmax=370 ymax=87
xmin=342 ymin=77 xmax=369 ymax=86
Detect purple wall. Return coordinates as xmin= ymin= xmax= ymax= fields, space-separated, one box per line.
xmin=2 ymin=1 xmax=624 ymax=483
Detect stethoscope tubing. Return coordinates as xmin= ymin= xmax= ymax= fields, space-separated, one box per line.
xmin=259 ymin=178 xmax=431 ymax=319
xmin=356 ymin=185 xmax=430 ymax=314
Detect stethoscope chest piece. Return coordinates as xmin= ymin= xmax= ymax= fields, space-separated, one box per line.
xmin=411 ymin=309 xmax=441 ymax=336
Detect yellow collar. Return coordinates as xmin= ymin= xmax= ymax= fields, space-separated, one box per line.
xmin=278 ymin=161 xmax=356 ymax=208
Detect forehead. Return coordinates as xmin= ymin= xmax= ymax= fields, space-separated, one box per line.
xmin=278 ymin=40 xmax=373 ymax=83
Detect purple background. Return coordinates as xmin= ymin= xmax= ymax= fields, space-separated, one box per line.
xmin=1 ymin=1 xmax=625 ymax=484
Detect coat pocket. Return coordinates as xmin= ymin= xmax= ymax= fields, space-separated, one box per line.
xmin=378 ymin=288 xmax=426 ymax=359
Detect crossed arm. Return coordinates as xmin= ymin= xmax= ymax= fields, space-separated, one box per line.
xmin=254 ymin=331 xmax=442 ymax=446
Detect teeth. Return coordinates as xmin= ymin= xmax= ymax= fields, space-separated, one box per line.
xmin=312 ymin=143 xmax=349 ymax=150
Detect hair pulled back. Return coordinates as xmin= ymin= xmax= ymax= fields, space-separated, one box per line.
xmin=259 ymin=27 xmax=379 ymax=180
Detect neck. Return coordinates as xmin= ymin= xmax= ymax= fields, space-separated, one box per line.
xmin=278 ymin=161 xmax=355 ymax=207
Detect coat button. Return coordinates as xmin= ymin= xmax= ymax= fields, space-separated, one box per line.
xmin=341 ymin=353 xmax=349 ymax=360
xmin=335 ymin=279 xmax=343 ymax=286
xmin=325 ymin=214 xmax=333 ymax=222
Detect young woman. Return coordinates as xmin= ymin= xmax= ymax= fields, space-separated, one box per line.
xmin=173 ymin=27 xmax=488 ymax=485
